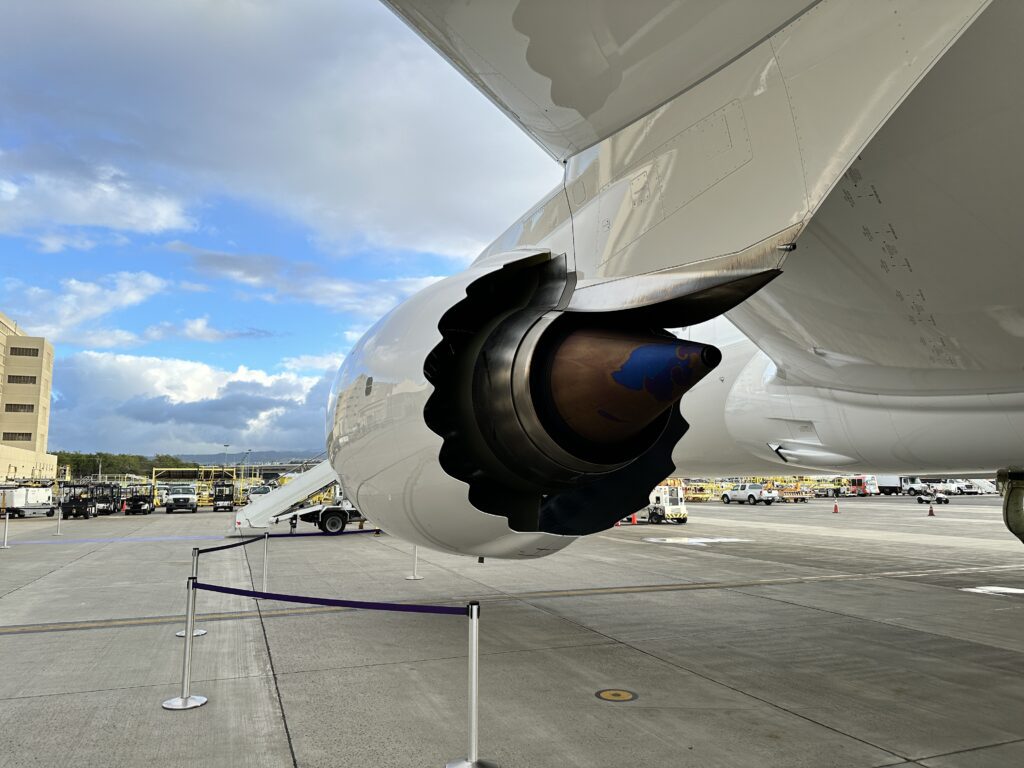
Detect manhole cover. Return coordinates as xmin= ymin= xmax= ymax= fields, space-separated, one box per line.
xmin=595 ymin=689 xmax=638 ymax=702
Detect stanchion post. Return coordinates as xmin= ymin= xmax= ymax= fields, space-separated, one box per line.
xmin=1 ymin=502 xmax=10 ymax=550
xmin=262 ymin=531 xmax=269 ymax=593
xmin=53 ymin=506 xmax=63 ymax=536
xmin=406 ymin=545 xmax=424 ymax=580
xmin=162 ymin=577 xmax=207 ymax=710
xmin=176 ymin=548 xmax=207 ymax=638
xmin=447 ymin=601 xmax=498 ymax=768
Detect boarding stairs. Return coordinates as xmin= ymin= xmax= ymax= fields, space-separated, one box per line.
xmin=234 ymin=460 xmax=339 ymax=530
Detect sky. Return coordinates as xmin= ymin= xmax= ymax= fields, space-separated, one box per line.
xmin=0 ymin=0 xmax=562 ymax=456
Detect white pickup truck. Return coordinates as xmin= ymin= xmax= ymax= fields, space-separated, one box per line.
xmin=165 ymin=485 xmax=198 ymax=514
xmin=721 ymin=483 xmax=779 ymax=505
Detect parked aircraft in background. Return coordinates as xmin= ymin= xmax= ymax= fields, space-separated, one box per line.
xmin=327 ymin=0 xmax=1024 ymax=558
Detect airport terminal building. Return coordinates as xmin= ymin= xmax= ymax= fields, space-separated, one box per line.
xmin=0 ymin=310 xmax=56 ymax=480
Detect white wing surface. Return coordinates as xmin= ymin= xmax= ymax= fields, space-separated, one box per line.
xmin=382 ymin=0 xmax=818 ymax=161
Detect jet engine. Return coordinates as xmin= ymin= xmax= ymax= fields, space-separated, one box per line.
xmin=327 ymin=250 xmax=775 ymax=558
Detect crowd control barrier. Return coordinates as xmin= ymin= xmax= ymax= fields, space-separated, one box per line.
xmin=161 ymin=528 xmax=497 ymax=765
xmin=173 ymin=528 xmax=380 ymax=637
xmin=160 ymin=544 xmax=499 ymax=768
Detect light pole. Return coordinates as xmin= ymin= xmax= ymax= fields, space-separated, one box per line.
xmin=222 ymin=444 xmax=230 ymax=478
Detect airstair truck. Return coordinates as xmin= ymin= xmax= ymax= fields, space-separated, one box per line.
xmin=235 ymin=460 xmax=362 ymax=534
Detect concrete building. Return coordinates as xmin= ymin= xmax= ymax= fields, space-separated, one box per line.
xmin=0 ymin=310 xmax=57 ymax=479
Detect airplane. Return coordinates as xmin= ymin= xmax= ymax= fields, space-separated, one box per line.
xmin=326 ymin=0 xmax=1024 ymax=559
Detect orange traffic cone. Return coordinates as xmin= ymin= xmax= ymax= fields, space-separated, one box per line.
xmin=928 ymin=504 xmax=935 ymax=517
xmin=631 ymin=513 xmax=638 ymax=525
xmin=833 ymin=502 xmax=839 ymax=514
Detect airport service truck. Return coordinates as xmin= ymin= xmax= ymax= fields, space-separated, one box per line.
xmin=876 ymin=475 xmax=902 ymax=495
xmin=628 ymin=484 xmax=688 ymax=524
xmin=0 ymin=485 xmax=55 ymax=518
xmin=876 ymin=475 xmax=930 ymax=495
xmin=721 ymin=483 xmax=779 ymax=505
xmin=165 ymin=485 xmax=198 ymax=514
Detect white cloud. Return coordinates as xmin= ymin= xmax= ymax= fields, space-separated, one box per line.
xmin=51 ymin=350 xmax=328 ymax=453
xmin=174 ymin=241 xmax=444 ymax=317
xmin=0 ymin=179 xmax=20 ymax=201
xmin=281 ymin=353 xmax=344 ymax=373
xmin=182 ymin=316 xmax=226 ymax=342
xmin=36 ymin=232 xmax=97 ymax=253
xmin=143 ymin=316 xmax=272 ymax=344
xmin=1 ymin=271 xmax=168 ymax=346
xmin=0 ymin=0 xmax=560 ymax=259
xmin=0 ymin=166 xmax=192 ymax=241
xmin=178 ymin=281 xmax=211 ymax=293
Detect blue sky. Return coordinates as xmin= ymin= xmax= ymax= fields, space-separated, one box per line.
xmin=0 ymin=0 xmax=560 ymax=454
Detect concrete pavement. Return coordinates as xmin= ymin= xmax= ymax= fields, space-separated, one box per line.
xmin=1 ymin=496 xmax=1022 ymax=767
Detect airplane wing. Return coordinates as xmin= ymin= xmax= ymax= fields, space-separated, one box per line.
xmin=387 ymin=0 xmax=1013 ymax=399
xmin=382 ymin=0 xmax=819 ymax=161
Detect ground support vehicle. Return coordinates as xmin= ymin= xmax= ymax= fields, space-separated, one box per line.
xmin=212 ymin=481 xmax=235 ymax=512
xmin=61 ymin=484 xmax=97 ymax=519
xmin=644 ymin=485 xmax=688 ymax=523
xmin=272 ymin=500 xmax=363 ymax=534
xmin=165 ymin=485 xmax=198 ymax=514
xmin=848 ymin=475 xmax=880 ymax=496
xmin=92 ymin=483 xmax=123 ymax=515
xmin=682 ymin=483 xmax=713 ymax=503
xmin=246 ymin=485 xmax=273 ymax=504
xmin=640 ymin=504 xmax=688 ymax=525
xmin=902 ymin=477 xmax=928 ymax=495
xmin=876 ymin=475 xmax=903 ymax=495
xmin=0 ymin=485 xmax=56 ymax=517
xmin=721 ymin=483 xmax=779 ymax=505
xmin=917 ymin=491 xmax=950 ymax=505
xmin=779 ymin=486 xmax=813 ymax=503
xmin=812 ymin=482 xmax=851 ymax=498
xmin=124 ymin=485 xmax=154 ymax=515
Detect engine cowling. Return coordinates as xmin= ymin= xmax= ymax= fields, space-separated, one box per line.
xmin=327 ymin=250 xmax=766 ymax=558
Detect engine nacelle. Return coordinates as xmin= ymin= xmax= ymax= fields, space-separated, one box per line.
xmin=327 ymin=250 xmax=770 ymax=558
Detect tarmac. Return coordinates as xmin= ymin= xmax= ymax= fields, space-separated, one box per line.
xmin=1 ymin=495 xmax=1023 ymax=768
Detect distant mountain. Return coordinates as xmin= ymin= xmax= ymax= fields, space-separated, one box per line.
xmin=174 ymin=449 xmax=324 ymax=465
